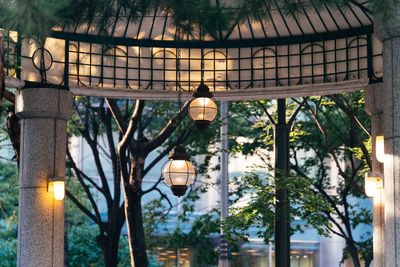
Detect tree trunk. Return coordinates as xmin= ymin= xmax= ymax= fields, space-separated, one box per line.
xmin=364 ymin=251 xmax=373 ymax=267
xmin=101 ymin=240 xmax=120 ymax=267
xmin=125 ymin=192 xmax=148 ymax=267
xmin=97 ymin=214 xmax=124 ymax=267
xmin=347 ymin=242 xmax=361 ymax=267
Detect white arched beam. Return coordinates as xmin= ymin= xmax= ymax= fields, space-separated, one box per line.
xmin=66 ymin=79 xmax=372 ymax=101
xmin=6 ymin=77 xmax=370 ymax=101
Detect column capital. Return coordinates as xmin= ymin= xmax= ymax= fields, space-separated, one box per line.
xmin=375 ymin=4 xmax=400 ymax=41
xmin=365 ymin=83 xmax=384 ymax=116
xmin=16 ymin=88 xmax=73 ymax=120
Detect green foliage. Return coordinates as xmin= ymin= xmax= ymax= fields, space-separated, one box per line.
xmin=2 ymin=0 xmax=398 ymax=38
xmin=67 ymin=223 xmax=104 ymax=267
xmin=67 ymin=222 xmax=132 ymax=267
xmin=0 ymin=162 xmax=18 ymax=267
xmin=225 ymin=93 xmax=373 ymax=266
xmin=0 ymin=220 xmax=17 ymax=267
xmin=66 ymin=96 xmax=221 ymax=266
xmin=0 ymin=0 xmax=70 ymax=37
xmin=65 ymin=177 xmax=104 ymax=266
xmin=290 ymin=93 xmax=373 ymax=265
xmin=146 ymin=211 xmax=220 ymax=266
xmin=229 ymin=101 xmax=273 ymax=156
xmin=65 ymin=176 xmax=91 ymax=224
xmin=143 ymin=179 xmax=220 ymax=266
xmin=225 ymin=170 xmax=332 ymax=243
xmin=369 ymin=0 xmax=400 ymax=24
xmin=66 ymin=177 xmax=132 ymax=266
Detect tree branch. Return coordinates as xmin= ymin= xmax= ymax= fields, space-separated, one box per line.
xmin=100 ymin=106 xmax=123 ymax=226
xmin=66 ymin=190 xmax=99 ymax=225
xmin=80 ymin=113 xmax=113 ymax=210
xmin=330 ymin=94 xmax=371 ymax=169
xmin=120 ymin=99 xmax=145 ymax=150
xmin=143 ymin=129 xmax=190 ymax=177
xmin=143 ymin=101 xmax=189 ymax=154
xmin=142 ymin=175 xmax=163 ymax=195
xmin=106 ymin=98 xmax=127 ymax=134
xmin=258 ymin=101 xmax=275 ymax=124
xmin=66 ymin=149 xmax=104 ymax=231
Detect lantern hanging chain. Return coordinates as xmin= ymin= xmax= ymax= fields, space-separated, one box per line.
xmin=177 ymin=46 xmax=182 ymax=115
xmin=176 ymin=31 xmax=183 ymax=140
xmin=201 ymin=47 xmax=204 ymax=83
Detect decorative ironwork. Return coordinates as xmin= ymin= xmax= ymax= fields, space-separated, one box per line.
xmin=23 ymin=34 xmax=382 ymax=89
xmin=2 ymin=1 xmax=383 ymax=93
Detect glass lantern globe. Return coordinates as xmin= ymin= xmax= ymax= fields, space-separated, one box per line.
xmin=188 ymin=83 xmax=218 ymax=130
xmin=162 ymin=145 xmax=196 ymax=197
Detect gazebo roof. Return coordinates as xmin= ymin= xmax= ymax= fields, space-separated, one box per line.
xmin=4 ymin=1 xmax=382 ymax=100
xmin=56 ymin=1 xmax=373 ymax=45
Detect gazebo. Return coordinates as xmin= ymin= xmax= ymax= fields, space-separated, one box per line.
xmin=2 ymin=1 xmax=398 ymax=266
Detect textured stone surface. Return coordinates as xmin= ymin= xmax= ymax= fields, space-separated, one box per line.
xmin=375 ymin=4 xmax=400 ymax=41
xmin=384 ymin=136 xmax=400 ymax=266
xmin=16 ymin=88 xmax=72 ymax=267
xmin=373 ymin=190 xmax=385 ymax=267
xmin=365 ymin=84 xmax=384 ymax=173
xmin=365 ymin=84 xmax=385 ymax=267
xmin=16 ymin=88 xmax=73 ymax=120
xmin=19 ymin=119 xmax=55 ymax=188
xmin=17 ymin=188 xmax=64 ymax=267
xmin=383 ymin=38 xmax=400 ymax=138
xmin=377 ymin=4 xmax=400 ymax=263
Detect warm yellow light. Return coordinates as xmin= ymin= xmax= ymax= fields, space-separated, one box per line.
xmin=376 ymin=135 xmax=385 ymax=163
xmin=162 ymin=160 xmax=196 ymax=186
xmin=188 ymin=97 xmax=218 ymax=122
xmin=48 ymin=180 xmax=65 ymax=200
xmin=365 ymin=173 xmax=383 ymax=198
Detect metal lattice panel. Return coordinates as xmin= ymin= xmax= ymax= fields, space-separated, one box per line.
xmin=2 ymin=1 xmax=383 ymax=99
xmin=60 ymin=1 xmax=373 ymax=42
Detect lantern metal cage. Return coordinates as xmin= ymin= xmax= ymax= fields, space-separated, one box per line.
xmin=189 ymin=83 xmax=219 ymax=130
xmin=162 ymin=145 xmax=196 ymax=197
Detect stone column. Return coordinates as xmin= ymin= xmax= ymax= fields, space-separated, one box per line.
xmin=377 ymin=5 xmax=400 ymax=266
xmin=365 ymin=84 xmax=384 ymax=267
xmin=219 ymin=101 xmax=230 ymax=267
xmin=15 ymin=88 xmax=73 ymax=267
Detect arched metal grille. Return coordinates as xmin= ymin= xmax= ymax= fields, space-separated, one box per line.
xmin=2 ymin=1 xmax=382 ymax=98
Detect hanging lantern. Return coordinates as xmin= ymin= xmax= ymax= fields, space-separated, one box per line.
xmin=188 ymin=83 xmax=218 ymax=130
xmin=162 ymin=145 xmax=196 ymax=197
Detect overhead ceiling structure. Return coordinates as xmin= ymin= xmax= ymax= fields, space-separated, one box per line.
xmin=3 ymin=1 xmax=382 ymax=100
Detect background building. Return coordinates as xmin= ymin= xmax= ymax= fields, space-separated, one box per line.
xmin=69 ymin=132 xmax=372 ymax=267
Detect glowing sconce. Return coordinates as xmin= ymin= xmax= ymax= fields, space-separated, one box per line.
xmin=376 ymin=135 xmax=385 ymax=163
xmin=48 ymin=177 xmax=65 ymax=200
xmin=365 ymin=172 xmax=383 ymax=198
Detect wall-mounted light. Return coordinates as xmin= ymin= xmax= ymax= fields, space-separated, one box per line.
xmin=162 ymin=145 xmax=196 ymax=197
xmin=376 ymin=135 xmax=385 ymax=163
xmin=365 ymin=172 xmax=383 ymax=198
xmin=48 ymin=177 xmax=65 ymax=200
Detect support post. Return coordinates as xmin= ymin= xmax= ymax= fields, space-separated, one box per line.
xmin=274 ymin=98 xmax=290 ymax=267
xmin=376 ymin=5 xmax=400 ymax=266
xmin=365 ymin=84 xmax=385 ymax=267
xmin=15 ymin=87 xmax=73 ymax=267
xmin=219 ymin=101 xmax=230 ymax=267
